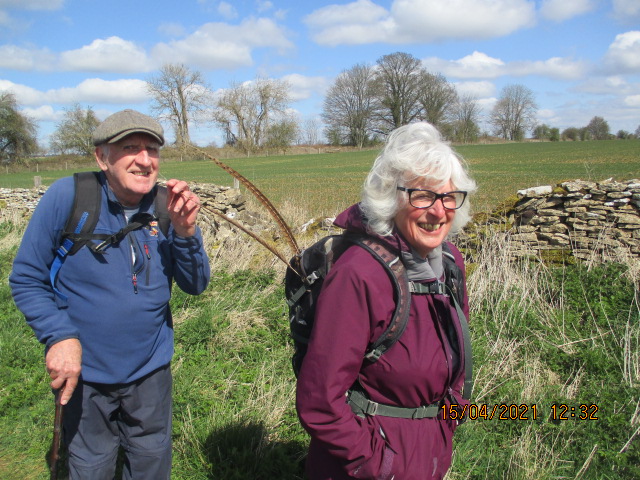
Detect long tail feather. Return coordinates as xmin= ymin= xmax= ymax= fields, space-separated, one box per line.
xmin=187 ymin=145 xmax=300 ymax=255
xmin=201 ymin=205 xmax=291 ymax=267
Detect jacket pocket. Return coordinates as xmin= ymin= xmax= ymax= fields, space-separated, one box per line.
xmin=352 ymin=427 xmax=397 ymax=480
xmin=377 ymin=443 xmax=396 ymax=480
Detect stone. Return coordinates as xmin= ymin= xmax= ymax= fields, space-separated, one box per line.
xmin=517 ymin=185 xmax=553 ymax=197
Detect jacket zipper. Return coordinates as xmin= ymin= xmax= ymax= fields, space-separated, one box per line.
xmin=126 ymin=225 xmax=146 ymax=295
xmin=144 ymin=244 xmax=151 ymax=286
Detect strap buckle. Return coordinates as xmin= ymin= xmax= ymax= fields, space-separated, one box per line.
xmin=365 ymin=400 xmax=379 ymax=416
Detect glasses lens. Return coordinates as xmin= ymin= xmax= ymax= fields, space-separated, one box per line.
xmin=442 ymin=193 xmax=465 ymax=209
xmin=409 ymin=190 xmax=436 ymax=208
xmin=408 ymin=190 xmax=466 ymax=209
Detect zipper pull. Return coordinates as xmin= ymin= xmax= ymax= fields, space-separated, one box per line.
xmin=144 ymin=244 xmax=151 ymax=259
xmin=132 ymin=273 xmax=138 ymax=294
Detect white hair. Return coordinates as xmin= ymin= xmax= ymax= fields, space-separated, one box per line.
xmin=361 ymin=122 xmax=477 ymax=236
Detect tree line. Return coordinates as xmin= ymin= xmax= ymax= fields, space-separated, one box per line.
xmin=1 ymin=53 xmax=639 ymax=163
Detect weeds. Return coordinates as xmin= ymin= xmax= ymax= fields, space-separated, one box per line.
xmin=0 ymin=206 xmax=638 ymax=479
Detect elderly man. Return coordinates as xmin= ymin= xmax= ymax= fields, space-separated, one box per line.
xmin=10 ymin=109 xmax=210 ymax=479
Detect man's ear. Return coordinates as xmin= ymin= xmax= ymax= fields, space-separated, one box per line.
xmin=95 ymin=146 xmax=108 ymax=172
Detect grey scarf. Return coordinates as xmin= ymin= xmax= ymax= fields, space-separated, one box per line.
xmin=400 ymin=245 xmax=444 ymax=282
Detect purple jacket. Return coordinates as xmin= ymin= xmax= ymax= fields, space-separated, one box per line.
xmin=296 ymin=204 xmax=470 ymax=480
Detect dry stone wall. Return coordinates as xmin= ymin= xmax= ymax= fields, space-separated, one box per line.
xmin=0 ymin=182 xmax=273 ymax=243
xmin=3 ymin=177 xmax=639 ymax=263
xmin=466 ymin=178 xmax=640 ymax=261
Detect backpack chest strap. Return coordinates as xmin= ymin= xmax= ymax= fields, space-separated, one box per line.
xmin=409 ymin=280 xmax=447 ymax=295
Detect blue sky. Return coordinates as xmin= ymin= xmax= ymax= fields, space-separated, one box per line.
xmin=1 ymin=0 xmax=639 ymax=147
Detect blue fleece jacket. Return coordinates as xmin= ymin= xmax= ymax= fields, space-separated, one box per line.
xmin=10 ymin=172 xmax=210 ymax=384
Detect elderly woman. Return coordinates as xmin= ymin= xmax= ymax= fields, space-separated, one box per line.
xmin=296 ymin=122 xmax=477 ymax=480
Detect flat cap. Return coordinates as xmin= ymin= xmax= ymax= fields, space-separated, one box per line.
xmin=92 ymin=109 xmax=165 ymax=146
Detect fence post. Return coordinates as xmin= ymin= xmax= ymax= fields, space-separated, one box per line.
xmin=34 ymin=176 xmax=42 ymax=188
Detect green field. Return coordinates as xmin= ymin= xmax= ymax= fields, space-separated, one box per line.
xmin=2 ymin=140 xmax=638 ymax=217
xmin=0 ymin=139 xmax=639 ymax=479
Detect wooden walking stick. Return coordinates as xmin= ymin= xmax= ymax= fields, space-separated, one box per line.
xmin=49 ymin=388 xmax=64 ymax=480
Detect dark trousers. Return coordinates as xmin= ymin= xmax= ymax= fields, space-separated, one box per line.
xmin=63 ymin=364 xmax=172 ymax=480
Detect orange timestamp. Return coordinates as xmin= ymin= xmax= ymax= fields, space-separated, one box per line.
xmin=442 ymin=404 xmax=600 ymax=421
xmin=442 ymin=403 xmax=539 ymax=421
xmin=550 ymin=403 xmax=599 ymax=420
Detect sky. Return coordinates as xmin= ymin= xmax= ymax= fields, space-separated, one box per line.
xmin=1 ymin=0 xmax=639 ymax=148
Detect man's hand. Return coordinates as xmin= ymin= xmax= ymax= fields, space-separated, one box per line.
xmin=46 ymin=338 xmax=82 ymax=405
xmin=165 ymin=178 xmax=201 ymax=237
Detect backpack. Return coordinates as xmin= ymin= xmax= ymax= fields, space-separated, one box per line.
xmin=285 ymin=233 xmax=473 ymax=408
xmin=49 ymin=171 xmax=171 ymax=301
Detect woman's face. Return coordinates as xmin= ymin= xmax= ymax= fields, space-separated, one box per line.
xmin=394 ymin=179 xmax=456 ymax=258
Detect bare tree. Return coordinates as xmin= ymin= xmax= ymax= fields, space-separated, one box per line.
xmin=373 ymin=52 xmax=423 ymax=132
xmin=322 ymin=63 xmax=377 ymax=148
xmin=489 ymin=84 xmax=538 ymax=141
xmin=586 ymin=116 xmax=610 ymax=140
xmin=301 ymin=117 xmax=321 ymax=145
xmin=416 ymin=71 xmax=458 ymax=130
xmin=0 ymin=92 xmax=38 ymax=163
xmin=214 ymin=77 xmax=291 ymax=153
xmin=49 ymin=104 xmax=100 ymax=156
xmin=451 ymin=94 xmax=481 ymax=143
xmin=147 ymin=63 xmax=211 ymax=146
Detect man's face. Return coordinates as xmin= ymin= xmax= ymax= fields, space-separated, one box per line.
xmin=95 ymin=133 xmax=160 ymax=207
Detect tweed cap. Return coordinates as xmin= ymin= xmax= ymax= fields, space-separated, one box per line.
xmin=92 ymin=109 xmax=165 ymax=146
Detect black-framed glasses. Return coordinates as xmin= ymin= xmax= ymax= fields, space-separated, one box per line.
xmin=397 ymin=187 xmax=467 ymax=210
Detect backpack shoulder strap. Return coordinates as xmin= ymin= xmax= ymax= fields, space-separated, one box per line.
xmin=349 ymin=236 xmax=412 ymax=363
xmin=63 ymin=171 xmax=103 ymax=255
xmin=50 ymin=171 xmax=103 ymax=301
xmin=442 ymin=242 xmax=473 ymax=400
xmin=153 ymin=185 xmax=171 ymax=237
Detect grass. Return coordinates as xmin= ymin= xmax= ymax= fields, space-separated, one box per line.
xmin=2 ymin=140 xmax=638 ymax=217
xmin=1 ymin=219 xmax=638 ymax=479
xmin=0 ymin=141 xmax=639 ymax=478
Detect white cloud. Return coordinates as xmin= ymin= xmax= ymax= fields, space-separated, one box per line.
xmin=152 ymin=18 xmax=293 ymax=70
xmin=0 ymin=10 xmax=10 ymax=26
xmin=536 ymin=109 xmax=558 ymax=122
xmin=59 ymin=37 xmax=152 ymax=73
xmin=452 ymin=81 xmax=496 ymax=99
xmin=48 ymin=78 xmax=149 ymax=104
xmin=158 ymin=22 xmax=186 ymax=38
xmin=21 ymin=104 xmax=59 ymax=122
xmin=624 ymin=95 xmax=640 ymax=107
xmin=423 ymin=51 xmax=586 ymax=80
xmin=539 ymin=0 xmax=595 ymax=22
xmin=256 ymin=0 xmax=273 ymax=12
xmin=576 ymin=76 xmax=637 ymax=95
xmin=0 ymin=78 xmax=149 ymax=106
xmin=0 ymin=80 xmax=46 ymax=105
xmin=304 ymin=0 xmax=390 ymax=46
xmin=0 ymin=44 xmax=55 ymax=71
xmin=423 ymin=52 xmax=505 ymax=78
xmin=612 ymin=0 xmax=640 ymax=24
xmin=602 ymin=31 xmax=640 ymax=74
xmin=305 ymin=0 xmax=536 ymax=46
xmin=509 ymin=57 xmax=587 ymax=80
xmin=217 ymin=1 xmax=237 ymax=20
xmin=281 ymin=73 xmax=330 ymax=101
xmin=391 ymin=0 xmax=536 ymax=42
xmin=273 ymin=9 xmax=287 ymax=20
xmin=0 ymin=0 xmax=64 ymax=10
